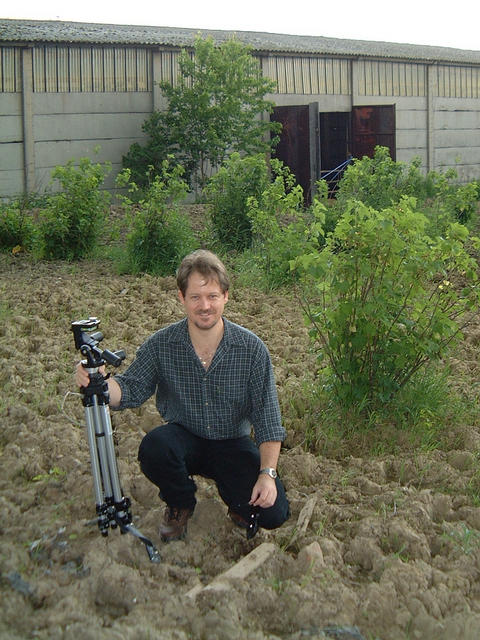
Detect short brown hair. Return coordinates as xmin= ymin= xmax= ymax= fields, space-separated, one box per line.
xmin=176 ymin=250 xmax=230 ymax=296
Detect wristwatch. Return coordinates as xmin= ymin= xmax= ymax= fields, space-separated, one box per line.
xmin=259 ymin=467 xmax=277 ymax=479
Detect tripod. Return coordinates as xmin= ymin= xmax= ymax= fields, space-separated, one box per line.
xmin=71 ymin=318 xmax=160 ymax=563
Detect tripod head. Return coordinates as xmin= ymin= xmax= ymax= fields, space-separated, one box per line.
xmin=71 ymin=317 xmax=126 ymax=369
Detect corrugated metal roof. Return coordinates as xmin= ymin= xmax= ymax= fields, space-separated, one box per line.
xmin=1 ymin=18 xmax=480 ymax=65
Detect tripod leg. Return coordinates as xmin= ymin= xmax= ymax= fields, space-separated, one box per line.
xmin=97 ymin=403 xmax=124 ymax=504
xmin=76 ymin=333 xmax=160 ymax=561
xmin=90 ymin=399 xmax=114 ymax=500
xmin=121 ymin=523 xmax=161 ymax=563
xmin=84 ymin=404 xmax=111 ymax=534
xmin=85 ymin=397 xmax=161 ymax=562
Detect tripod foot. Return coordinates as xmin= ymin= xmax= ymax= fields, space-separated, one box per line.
xmin=121 ymin=522 xmax=161 ymax=563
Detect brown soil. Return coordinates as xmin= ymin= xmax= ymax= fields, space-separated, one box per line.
xmin=1 ymin=243 xmax=480 ymax=640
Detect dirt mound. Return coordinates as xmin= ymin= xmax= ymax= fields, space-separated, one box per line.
xmin=1 ymin=255 xmax=480 ymax=640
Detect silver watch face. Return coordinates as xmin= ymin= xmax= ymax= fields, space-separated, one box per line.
xmin=261 ymin=468 xmax=277 ymax=479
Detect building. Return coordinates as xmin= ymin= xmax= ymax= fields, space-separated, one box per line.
xmin=1 ymin=18 xmax=480 ymax=199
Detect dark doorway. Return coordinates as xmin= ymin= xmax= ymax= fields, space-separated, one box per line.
xmin=320 ymin=112 xmax=351 ymax=170
xmin=271 ymin=103 xmax=319 ymax=204
xmin=271 ymin=104 xmax=396 ymax=201
xmin=319 ymin=111 xmax=351 ymax=195
xmin=352 ymin=105 xmax=396 ymax=160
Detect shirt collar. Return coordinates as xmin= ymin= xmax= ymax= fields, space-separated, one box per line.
xmin=166 ymin=316 xmax=247 ymax=347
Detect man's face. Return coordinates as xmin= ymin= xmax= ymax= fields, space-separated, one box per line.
xmin=178 ymin=271 xmax=228 ymax=331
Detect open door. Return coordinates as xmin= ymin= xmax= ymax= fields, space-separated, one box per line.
xmin=271 ymin=103 xmax=319 ymax=204
xmin=320 ymin=112 xmax=351 ymax=170
xmin=352 ymin=105 xmax=396 ymax=160
xmin=319 ymin=111 xmax=351 ymax=194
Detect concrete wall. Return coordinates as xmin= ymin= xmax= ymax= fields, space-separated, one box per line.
xmin=0 ymin=93 xmax=24 ymax=196
xmin=434 ymin=98 xmax=480 ymax=180
xmin=0 ymin=90 xmax=151 ymax=197
xmin=32 ymin=92 xmax=152 ymax=192
xmin=0 ymin=45 xmax=153 ymax=199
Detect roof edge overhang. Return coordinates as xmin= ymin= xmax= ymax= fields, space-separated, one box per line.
xmin=1 ymin=18 xmax=480 ymax=66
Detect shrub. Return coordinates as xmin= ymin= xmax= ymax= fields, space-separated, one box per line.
xmin=244 ymin=160 xmax=320 ymax=290
xmin=121 ymin=111 xmax=180 ymax=191
xmin=205 ymin=153 xmax=269 ymax=250
xmin=37 ymin=157 xmax=111 ymax=260
xmin=294 ymin=196 xmax=480 ymax=409
xmin=335 ymin=146 xmax=426 ymax=211
xmin=333 ymin=148 xmax=480 ymax=237
xmin=0 ymin=201 xmax=35 ymax=251
xmin=116 ymin=160 xmax=198 ymax=276
xmin=424 ymin=169 xmax=479 ymax=228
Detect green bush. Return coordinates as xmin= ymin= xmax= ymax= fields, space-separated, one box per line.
xmin=205 ymin=153 xmax=269 ymax=250
xmin=451 ymin=181 xmax=479 ymax=224
xmin=333 ymin=147 xmax=480 ymax=237
xmin=116 ymin=160 xmax=198 ymax=276
xmin=37 ymin=157 xmax=111 ymax=260
xmin=335 ymin=147 xmax=426 ymax=211
xmin=121 ymin=111 xmax=179 ymax=191
xmin=243 ymin=160 xmax=319 ymax=290
xmin=0 ymin=202 xmax=35 ymax=251
xmin=424 ymin=169 xmax=479 ymax=229
xmin=294 ymin=196 xmax=480 ymax=409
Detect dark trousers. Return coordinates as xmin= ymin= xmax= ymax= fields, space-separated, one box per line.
xmin=138 ymin=422 xmax=290 ymax=530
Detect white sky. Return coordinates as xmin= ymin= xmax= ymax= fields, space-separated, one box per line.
xmin=3 ymin=0 xmax=480 ymax=52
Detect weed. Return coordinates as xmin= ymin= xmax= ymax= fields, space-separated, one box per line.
xmin=314 ymin=516 xmax=328 ymax=537
xmin=276 ymin=526 xmax=299 ymax=553
xmin=0 ymin=301 xmax=12 ymax=322
xmin=32 ymin=466 xmax=66 ymax=483
xmin=268 ymin=576 xmax=288 ymax=593
xmin=443 ymin=523 xmax=480 ymax=555
xmin=465 ymin=468 xmax=480 ymax=506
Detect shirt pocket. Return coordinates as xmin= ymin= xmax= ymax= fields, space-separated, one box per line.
xmin=213 ymin=382 xmax=249 ymax=421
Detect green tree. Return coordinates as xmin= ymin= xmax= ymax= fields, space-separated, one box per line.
xmin=123 ymin=36 xmax=280 ymax=189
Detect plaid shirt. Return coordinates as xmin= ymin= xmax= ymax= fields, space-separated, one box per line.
xmin=114 ymin=317 xmax=286 ymax=445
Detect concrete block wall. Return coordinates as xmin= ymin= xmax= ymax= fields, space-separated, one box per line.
xmin=0 ymin=90 xmax=151 ymax=198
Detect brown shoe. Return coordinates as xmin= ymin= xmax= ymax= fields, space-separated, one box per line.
xmin=159 ymin=506 xmax=193 ymax=542
xmin=228 ymin=508 xmax=249 ymax=530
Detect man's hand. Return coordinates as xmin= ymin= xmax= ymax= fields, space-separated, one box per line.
xmin=74 ymin=362 xmax=122 ymax=407
xmin=74 ymin=361 xmax=100 ymax=388
xmin=250 ymin=440 xmax=281 ymax=508
xmin=249 ymin=474 xmax=278 ymax=509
